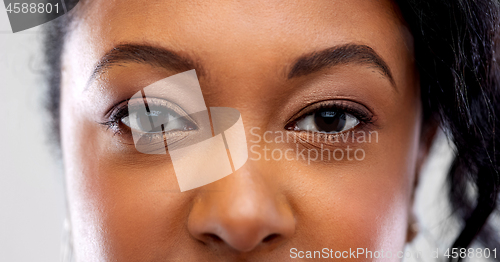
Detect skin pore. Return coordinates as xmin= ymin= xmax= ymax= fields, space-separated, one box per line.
xmin=59 ymin=0 xmax=428 ymax=261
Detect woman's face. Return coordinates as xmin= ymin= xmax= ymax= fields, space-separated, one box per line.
xmin=60 ymin=0 xmax=424 ymax=261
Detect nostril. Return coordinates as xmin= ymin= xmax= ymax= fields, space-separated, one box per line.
xmin=204 ymin=233 xmax=223 ymax=242
xmin=262 ymin=233 xmax=280 ymax=243
xmin=202 ymin=232 xmax=281 ymax=246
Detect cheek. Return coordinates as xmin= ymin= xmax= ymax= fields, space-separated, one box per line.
xmin=284 ymin=157 xmax=413 ymax=259
xmin=282 ymin=116 xmax=420 ymax=257
xmin=288 ymin=163 xmax=412 ymax=253
xmin=61 ymin=100 xmax=193 ymax=260
xmin=337 ymin=169 xmax=411 ymax=251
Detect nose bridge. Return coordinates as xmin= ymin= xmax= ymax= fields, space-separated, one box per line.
xmin=214 ymin=162 xmax=284 ymax=221
xmin=187 ymin=160 xmax=295 ymax=252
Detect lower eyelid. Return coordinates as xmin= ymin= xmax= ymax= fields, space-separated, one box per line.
xmin=288 ymin=127 xmax=374 ymax=147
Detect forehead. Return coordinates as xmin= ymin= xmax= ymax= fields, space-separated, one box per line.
xmin=64 ymin=0 xmax=413 ymax=92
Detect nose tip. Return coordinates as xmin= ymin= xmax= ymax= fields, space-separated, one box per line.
xmin=193 ymin=211 xmax=295 ymax=252
xmin=189 ymin=204 xmax=295 ymax=252
xmin=187 ymin=171 xmax=295 ymax=253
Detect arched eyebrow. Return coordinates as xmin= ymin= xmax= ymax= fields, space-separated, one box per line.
xmin=287 ymin=44 xmax=396 ymax=88
xmin=87 ymin=43 xmax=395 ymax=90
xmin=87 ymin=44 xmax=204 ymax=85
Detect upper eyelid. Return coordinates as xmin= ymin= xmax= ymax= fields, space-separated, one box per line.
xmin=107 ymin=97 xmax=194 ymax=123
xmin=286 ymin=100 xmax=374 ymax=125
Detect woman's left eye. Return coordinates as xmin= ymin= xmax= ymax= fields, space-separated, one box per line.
xmin=291 ymin=109 xmax=360 ymax=134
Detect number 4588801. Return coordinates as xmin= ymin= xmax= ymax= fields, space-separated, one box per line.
xmin=6 ymin=3 xmax=60 ymax=14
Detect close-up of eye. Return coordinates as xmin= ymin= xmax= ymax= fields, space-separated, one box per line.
xmin=105 ymin=98 xmax=198 ymax=136
xmin=286 ymin=101 xmax=372 ymax=135
xmin=121 ymin=103 xmax=197 ymax=134
xmin=292 ymin=109 xmax=360 ymax=134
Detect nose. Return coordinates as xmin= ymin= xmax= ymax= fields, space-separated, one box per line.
xmin=187 ymin=164 xmax=295 ymax=252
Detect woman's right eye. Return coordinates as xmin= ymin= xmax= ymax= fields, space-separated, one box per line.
xmin=118 ymin=98 xmax=197 ymax=134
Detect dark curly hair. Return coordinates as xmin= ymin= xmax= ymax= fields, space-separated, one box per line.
xmin=44 ymin=0 xmax=500 ymax=261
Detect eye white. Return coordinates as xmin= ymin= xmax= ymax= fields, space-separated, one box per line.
xmin=121 ymin=111 xmax=186 ymax=133
xmin=295 ymin=112 xmax=360 ymax=133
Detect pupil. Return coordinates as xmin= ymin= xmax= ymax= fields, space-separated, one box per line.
xmin=314 ymin=110 xmax=346 ymax=132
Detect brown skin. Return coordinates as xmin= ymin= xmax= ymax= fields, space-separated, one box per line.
xmin=60 ymin=0 xmax=429 ymax=261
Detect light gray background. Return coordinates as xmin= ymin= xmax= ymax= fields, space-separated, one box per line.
xmin=0 ymin=3 xmax=64 ymax=262
xmin=0 ymin=2 xmax=495 ymax=261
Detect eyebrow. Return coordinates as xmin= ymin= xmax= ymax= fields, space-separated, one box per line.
xmin=88 ymin=44 xmax=204 ymax=85
xmin=287 ymin=44 xmax=396 ymax=87
xmin=88 ymin=43 xmax=395 ymax=89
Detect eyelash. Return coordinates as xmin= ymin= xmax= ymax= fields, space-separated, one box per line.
xmin=99 ymin=100 xmax=131 ymax=135
xmin=99 ymin=97 xmax=198 ymax=139
xmin=101 ymin=99 xmax=375 ymax=144
xmin=285 ymin=100 xmax=375 ymax=131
